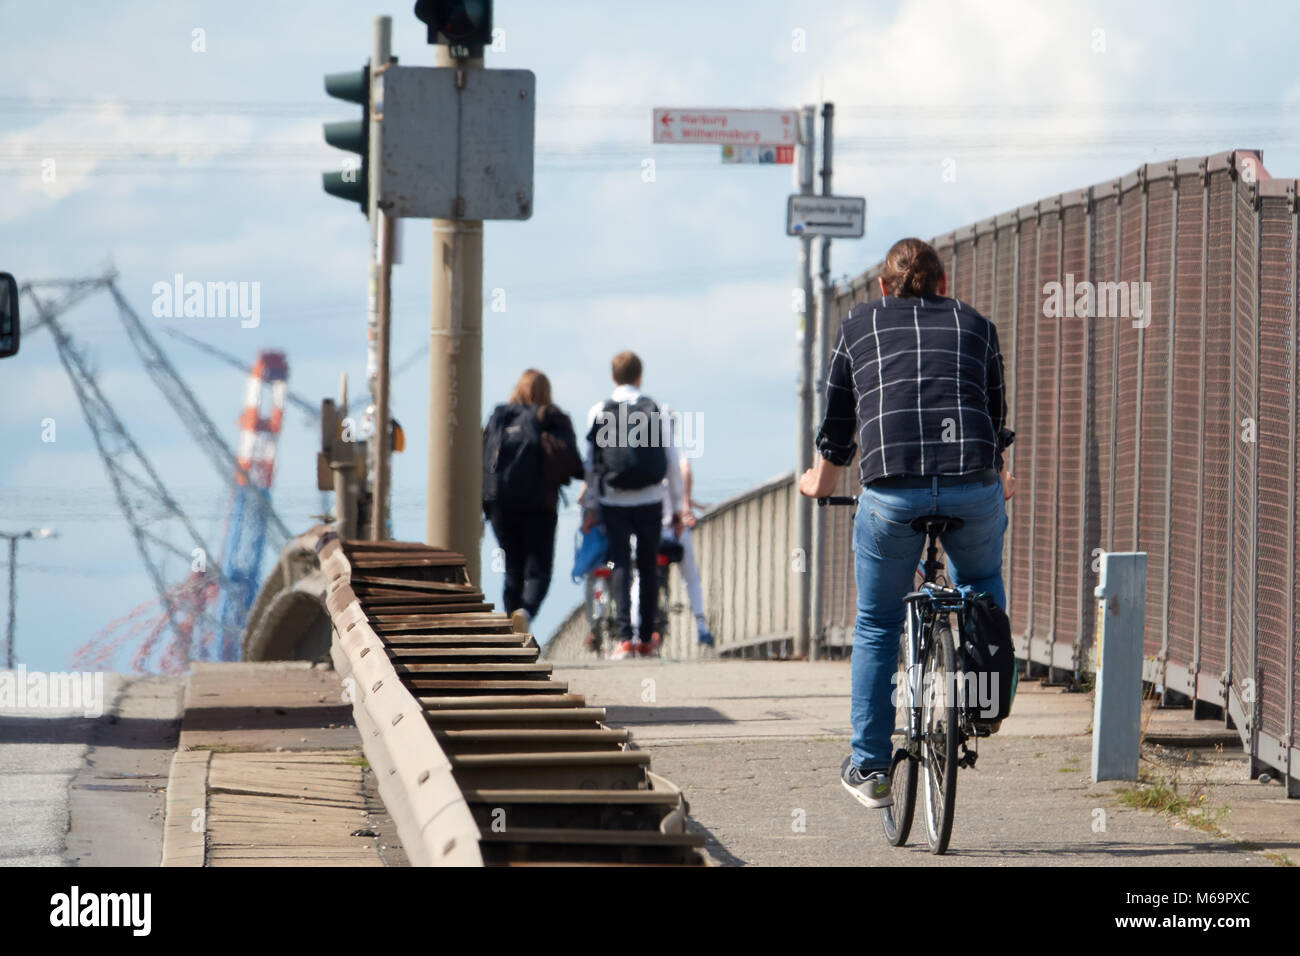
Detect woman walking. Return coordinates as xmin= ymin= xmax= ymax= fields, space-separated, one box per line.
xmin=482 ymin=369 xmax=585 ymax=633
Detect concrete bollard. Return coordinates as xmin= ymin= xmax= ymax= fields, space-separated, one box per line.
xmin=1091 ymin=552 xmax=1147 ymax=783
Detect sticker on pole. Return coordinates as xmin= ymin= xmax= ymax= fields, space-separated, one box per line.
xmin=653 ymin=108 xmax=797 ymax=146
xmin=721 ymin=145 xmax=794 ymax=164
xmin=786 ymin=195 xmax=866 ymax=238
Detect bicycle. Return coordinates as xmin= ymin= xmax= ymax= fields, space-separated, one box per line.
xmin=583 ymin=564 xmax=618 ymax=656
xmin=583 ymin=532 xmax=684 ymax=657
xmin=818 ymin=495 xmax=994 ymax=855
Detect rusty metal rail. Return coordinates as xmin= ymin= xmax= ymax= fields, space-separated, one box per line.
xmin=314 ymin=528 xmax=706 ymax=866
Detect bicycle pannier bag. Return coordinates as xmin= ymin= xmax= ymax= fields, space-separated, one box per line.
xmin=957 ymin=592 xmax=1017 ymax=725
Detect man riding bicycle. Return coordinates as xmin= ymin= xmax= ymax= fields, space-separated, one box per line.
xmin=797 ymin=237 xmax=1016 ymax=811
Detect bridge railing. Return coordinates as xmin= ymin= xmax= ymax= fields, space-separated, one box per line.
xmin=545 ymin=472 xmax=799 ymax=660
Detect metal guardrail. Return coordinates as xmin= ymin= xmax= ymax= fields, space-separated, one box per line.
xmin=296 ymin=527 xmax=705 ymax=865
xmin=316 ymin=530 xmax=482 ymax=865
xmin=823 ymin=148 xmax=1299 ymax=796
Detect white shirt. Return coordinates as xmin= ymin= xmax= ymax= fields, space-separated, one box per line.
xmin=583 ymin=385 xmax=685 ymax=512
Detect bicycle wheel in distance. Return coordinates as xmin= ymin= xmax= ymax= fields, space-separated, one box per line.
xmin=921 ymin=621 xmax=959 ymax=854
xmin=881 ymin=623 xmax=918 ymax=846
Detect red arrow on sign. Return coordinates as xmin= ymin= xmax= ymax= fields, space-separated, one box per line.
xmin=660 ymin=113 xmax=673 ymax=127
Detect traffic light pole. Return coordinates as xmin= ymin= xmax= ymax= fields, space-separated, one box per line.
xmin=426 ymin=46 xmax=484 ymax=582
xmin=794 ymin=105 xmax=816 ymax=659
xmin=809 ymin=101 xmax=834 ymax=660
xmin=368 ymin=16 xmax=394 ymax=541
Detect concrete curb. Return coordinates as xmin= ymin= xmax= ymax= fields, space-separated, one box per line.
xmin=161 ymin=749 xmax=211 ymax=867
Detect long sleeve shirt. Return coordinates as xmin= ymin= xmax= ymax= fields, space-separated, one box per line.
xmin=815 ymin=294 xmax=1009 ymax=485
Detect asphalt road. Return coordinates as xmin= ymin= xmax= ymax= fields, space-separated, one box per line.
xmin=0 ymin=673 xmax=183 ymax=866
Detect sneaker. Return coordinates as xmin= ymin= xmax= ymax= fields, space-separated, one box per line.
xmin=610 ymin=640 xmax=636 ymax=660
xmin=638 ymin=633 xmax=662 ymax=657
xmin=509 ymin=609 xmax=530 ymax=634
xmin=696 ymin=625 xmax=715 ymax=647
xmin=840 ymin=755 xmax=893 ymax=809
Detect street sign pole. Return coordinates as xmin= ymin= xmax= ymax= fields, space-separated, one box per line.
xmin=426 ymin=44 xmax=485 ymax=584
xmin=794 ymin=104 xmax=816 ymax=660
xmin=370 ymin=15 xmax=394 ymax=541
xmin=810 ymin=101 xmax=834 ymax=661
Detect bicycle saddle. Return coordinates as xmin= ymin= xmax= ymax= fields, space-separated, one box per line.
xmin=910 ymin=514 xmax=964 ymax=535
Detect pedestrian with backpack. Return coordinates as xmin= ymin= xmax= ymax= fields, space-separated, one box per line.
xmin=482 ymin=369 xmax=585 ymax=634
xmin=581 ymin=351 xmax=685 ymax=659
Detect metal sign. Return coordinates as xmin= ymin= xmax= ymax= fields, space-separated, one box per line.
xmin=653 ymin=108 xmax=797 ymax=146
xmin=786 ymin=195 xmax=866 ymax=238
xmin=721 ymin=144 xmax=794 ymax=165
xmin=379 ymin=65 xmax=535 ymax=220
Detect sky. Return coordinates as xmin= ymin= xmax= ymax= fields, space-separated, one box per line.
xmin=2 ymin=0 xmax=1300 ymax=671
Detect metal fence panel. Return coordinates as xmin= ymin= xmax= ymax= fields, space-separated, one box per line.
xmin=1197 ymin=166 xmax=1236 ymax=704
xmin=992 ymin=218 xmax=1019 ymax=611
xmin=954 ymin=232 xmax=976 ymax=303
xmin=1230 ymin=169 xmax=1259 ymax=726
xmin=1165 ymin=167 xmax=1208 ymax=698
xmin=1056 ymin=197 xmax=1091 ymax=666
xmin=1087 ymin=187 xmax=1119 ymax=674
xmin=1113 ymin=178 xmax=1145 ymax=558
xmin=1139 ymin=173 xmax=1176 ymax=668
xmin=1255 ymin=188 xmax=1294 ymax=750
xmin=974 ymin=222 xmax=996 ymax=316
xmin=1010 ymin=211 xmax=1038 ymax=649
xmin=1291 ymin=188 xmax=1300 ymax=792
xmin=1031 ymin=200 xmax=1061 ymax=663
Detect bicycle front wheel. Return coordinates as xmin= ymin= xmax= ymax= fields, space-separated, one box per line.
xmin=921 ymin=621 xmax=959 ymax=854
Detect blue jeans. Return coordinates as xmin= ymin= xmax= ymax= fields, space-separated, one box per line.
xmin=850 ymin=477 xmax=1008 ymax=771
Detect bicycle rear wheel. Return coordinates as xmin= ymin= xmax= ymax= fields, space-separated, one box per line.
xmin=881 ymin=620 xmax=918 ymax=846
xmin=921 ymin=621 xmax=959 ymax=854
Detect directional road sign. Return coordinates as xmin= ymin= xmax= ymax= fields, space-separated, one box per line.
xmin=786 ymin=195 xmax=866 ymax=238
xmin=653 ymin=108 xmax=797 ymax=146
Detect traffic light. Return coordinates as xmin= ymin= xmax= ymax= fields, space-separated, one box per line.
xmin=321 ymin=63 xmax=370 ymax=215
xmin=413 ymin=0 xmax=492 ymax=52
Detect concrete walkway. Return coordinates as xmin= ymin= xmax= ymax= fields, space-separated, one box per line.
xmin=550 ymin=659 xmax=1294 ymax=866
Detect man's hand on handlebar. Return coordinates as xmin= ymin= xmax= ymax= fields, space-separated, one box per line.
xmin=799 ymin=456 xmax=844 ymax=498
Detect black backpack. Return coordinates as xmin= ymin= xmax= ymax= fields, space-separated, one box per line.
xmin=482 ymin=404 xmax=547 ymax=510
xmin=957 ymin=593 xmax=1017 ymax=724
xmin=588 ymin=396 xmax=668 ymax=491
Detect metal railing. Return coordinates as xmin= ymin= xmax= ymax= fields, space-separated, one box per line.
xmin=545 ymin=472 xmax=800 ymax=660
